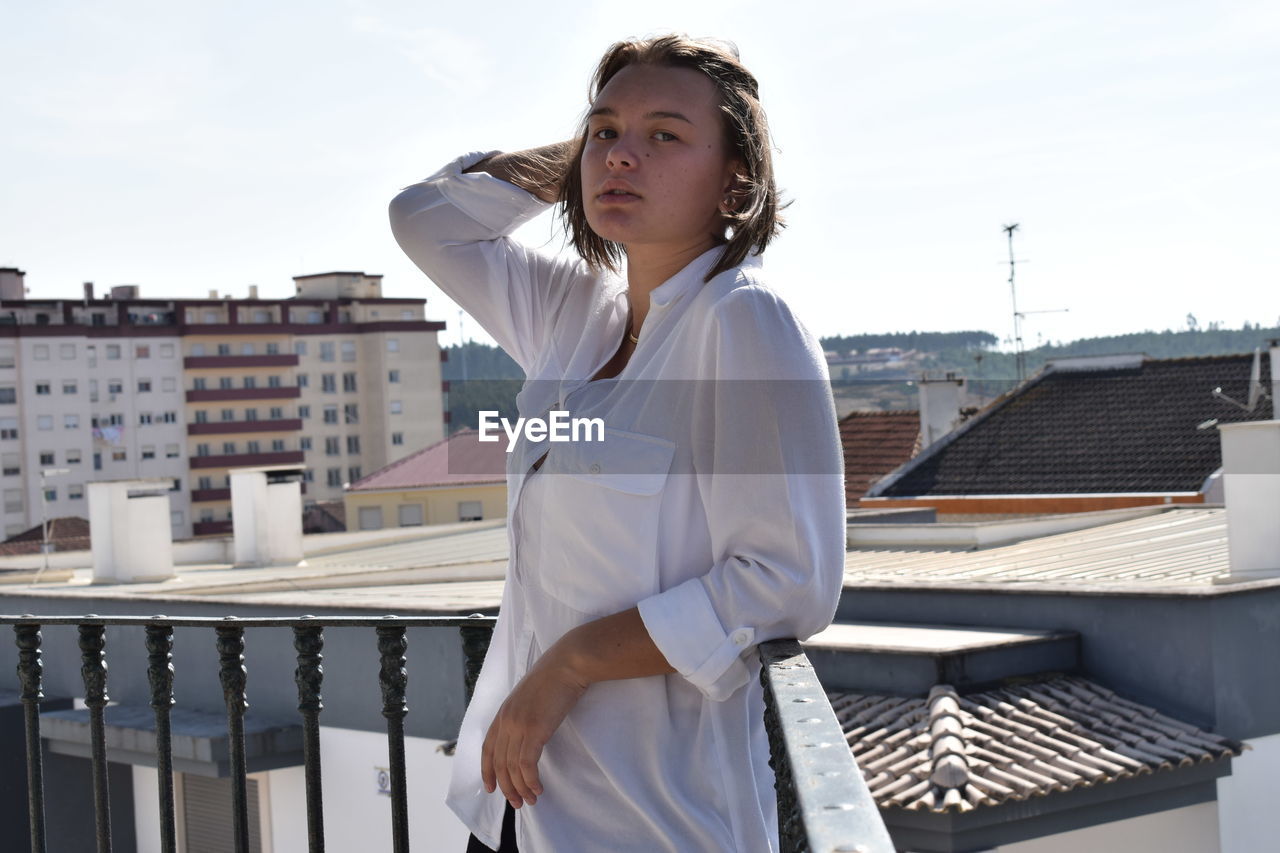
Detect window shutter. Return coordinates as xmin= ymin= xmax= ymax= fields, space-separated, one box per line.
xmin=182 ymin=773 xmax=262 ymax=853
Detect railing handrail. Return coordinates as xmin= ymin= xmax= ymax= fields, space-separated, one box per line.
xmin=3 ymin=615 xmax=892 ymax=852
xmin=759 ymin=638 xmax=895 ymax=853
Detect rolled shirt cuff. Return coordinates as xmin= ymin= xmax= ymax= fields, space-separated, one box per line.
xmin=427 ymin=150 xmax=553 ymax=236
xmin=638 ymin=576 xmax=756 ymax=702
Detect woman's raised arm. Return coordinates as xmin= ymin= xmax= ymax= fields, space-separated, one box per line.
xmin=463 ymin=141 xmax=575 ymax=204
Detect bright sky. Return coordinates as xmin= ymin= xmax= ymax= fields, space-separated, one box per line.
xmin=4 ymin=0 xmax=1277 ymax=350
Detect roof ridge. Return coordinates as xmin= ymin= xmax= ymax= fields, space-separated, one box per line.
xmin=347 ymin=429 xmax=471 ymax=490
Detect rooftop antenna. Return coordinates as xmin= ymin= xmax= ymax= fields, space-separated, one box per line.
xmin=458 ymin=309 xmax=468 ymax=383
xmin=1001 ymin=223 xmax=1068 ymax=383
xmin=1212 ymin=347 xmax=1269 ymax=412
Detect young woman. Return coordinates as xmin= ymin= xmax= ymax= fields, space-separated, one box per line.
xmin=390 ymin=35 xmax=846 ymax=853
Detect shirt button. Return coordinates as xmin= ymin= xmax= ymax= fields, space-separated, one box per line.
xmin=731 ymin=629 xmax=751 ymax=647
xmin=588 ymin=462 xmax=601 ymax=474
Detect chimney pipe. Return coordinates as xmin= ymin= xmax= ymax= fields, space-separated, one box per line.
xmin=1219 ymin=420 xmax=1280 ymax=581
xmin=83 ymin=281 xmax=94 ymax=301
xmin=917 ymin=374 xmax=966 ymax=449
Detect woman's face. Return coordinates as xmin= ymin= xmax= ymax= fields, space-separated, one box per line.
xmin=581 ymin=63 xmax=740 ymax=260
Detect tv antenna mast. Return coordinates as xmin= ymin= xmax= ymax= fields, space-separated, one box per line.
xmin=1002 ymin=223 xmax=1068 ymax=382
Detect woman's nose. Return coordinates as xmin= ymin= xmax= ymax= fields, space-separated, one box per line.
xmin=605 ymin=139 xmax=636 ymax=170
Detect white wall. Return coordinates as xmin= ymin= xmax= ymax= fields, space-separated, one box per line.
xmin=1218 ymin=732 xmax=1280 ymax=853
xmin=995 ymin=801 xmax=1219 ymax=853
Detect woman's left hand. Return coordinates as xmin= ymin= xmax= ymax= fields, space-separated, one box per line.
xmin=481 ymin=646 xmax=588 ymax=809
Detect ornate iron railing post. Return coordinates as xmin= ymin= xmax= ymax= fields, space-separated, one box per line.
xmin=377 ymin=619 xmax=411 ymax=853
xmin=459 ymin=614 xmax=493 ymax=706
xmin=145 ymin=621 xmax=178 ymax=853
xmin=294 ymin=619 xmax=326 ymax=853
xmin=79 ymin=622 xmax=113 ymax=853
xmin=14 ymin=621 xmax=47 ymax=853
xmin=216 ymin=620 xmax=251 ymax=853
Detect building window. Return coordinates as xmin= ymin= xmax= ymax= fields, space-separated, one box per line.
xmin=62 ymin=381 xmax=77 ymax=395
xmin=244 ymin=408 xmax=258 ymax=422
xmin=298 ymin=405 xmax=310 ymax=420
xmin=325 ymin=437 xmax=340 ymax=456
xmin=165 ymin=444 xmax=180 ymax=458
xmin=295 ymin=341 xmax=308 ymax=355
xmin=111 ymin=449 xmax=126 ymax=461
xmin=246 ymin=441 xmax=260 ymax=454
xmin=67 ymin=449 xmax=82 ymax=465
xmin=4 ymin=490 xmax=23 ymax=513
xmin=33 ymin=345 xmax=49 ymax=360
xmin=391 ymin=432 xmax=404 ymax=446
xmin=0 ymin=418 xmax=18 ymax=440
xmin=387 ymin=339 xmax=399 ymax=353
xmin=138 ymin=379 xmax=152 ymax=392
xmin=266 ymin=342 xmax=279 ymax=355
xmin=142 ymin=446 xmax=156 ymax=460
xmin=203 ymin=311 xmax=218 ymax=324
xmin=219 ymin=377 xmax=234 ymax=390
xmin=271 ymin=439 xmax=285 ymax=452
xmin=326 ymin=468 xmax=342 ymax=487
xmin=341 ymin=341 xmax=356 ymax=362
xmin=0 ymin=347 xmax=13 ymax=368
xmin=136 ymin=345 xmax=151 ymax=359
xmin=221 ymin=409 xmax=235 ymax=422
xmin=60 ymin=344 xmax=76 ymax=359
xmin=241 ymin=342 xmax=255 ymax=355
xmin=196 ymin=444 xmax=211 ymax=457
xmin=389 ymin=401 xmax=402 ymax=414
xmin=398 ymin=504 xmax=424 ymax=527
xmin=347 ymin=465 xmax=362 ymax=482
xmin=170 ymin=510 xmax=183 ymax=526
xmin=269 ymin=407 xmax=283 ymax=420
xmin=309 ymin=310 xmax=324 ymax=324
xmin=253 ymin=310 xmax=270 ymax=324
xmin=217 ymin=344 xmax=231 ymax=355
xmin=37 ymin=415 xmax=53 ymax=431
xmin=161 ymin=411 xmax=177 ymax=423
xmin=358 ymin=506 xmax=383 ymax=530
xmin=0 ymin=387 xmax=15 ymax=404
xmin=139 ymin=413 xmax=153 ymax=425
xmin=297 ymin=373 xmax=309 ymax=388
xmin=198 ymin=476 xmax=213 ymax=490
xmin=243 ymin=376 xmax=256 ymax=389
xmin=346 ymin=435 xmax=360 ymax=454
xmin=39 ymin=451 xmax=55 ymax=465
xmin=191 ymin=343 xmax=207 ymax=356
xmin=160 ymin=344 xmax=175 ymax=358
xmin=388 ymin=369 xmax=400 ymax=383
xmin=342 ymin=373 xmax=357 ymax=392
xmin=268 ymin=375 xmax=282 ymax=388
xmin=320 ymin=342 xmax=335 ymax=362
xmin=321 ymin=374 xmax=336 ymax=393
xmin=107 ymin=413 xmax=123 ymax=426
xmin=86 ymin=345 xmax=97 ymax=366
xmin=322 ymin=405 xmax=338 ymax=425
xmin=222 ymin=442 xmax=236 ymax=454
xmin=193 ymin=377 xmax=208 ymax=390
xmin=43 ymin=487 xmax=57 ymax=502
xmin=108 ymin=380 xmax=123 ymax=394
xmin=300 ymin=437 xmax=312 ymax=451
xmin=458 ymin=500 xmax=484 ymax=522
xmin=106 ymin=344 xmax=121 ymax=360
xmin=200 ymin=509 xmax=214 ymax=522
xmin=344 ymin=404 xmax=358 ymax=424
xmin=64 ymin=414 xmax=79 ymax=429
xmin=402 ymin=310 xmax=414 ymax=320
xmin=302 ymin=470 xmax=314 ymax=483
xmin=35 ymin=382 xmax=51 ymax=395
xmin=2 ymin=454 xmax=18 ymax=476
xmin=162 ymin=377 xmax=177 ymax=392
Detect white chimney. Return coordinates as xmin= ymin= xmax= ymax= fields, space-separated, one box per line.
xmin=917 ymin=374 xmax=965 ymax=448
xmin=231 ymin=466 xmax=305 ymax=568
xmin=248 ymin=284 xmax=259 ymax=299
xmin=88 ymin=480 xmax=176 ymax=583
xmin=1270 ymin=339 xmax=1279 ymax=410
xmin=1219 ymin=420 xmax=1280 ymax=581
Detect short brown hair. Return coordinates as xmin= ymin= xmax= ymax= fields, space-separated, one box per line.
xmin=559 ymin=35 xmax=784 ymax=282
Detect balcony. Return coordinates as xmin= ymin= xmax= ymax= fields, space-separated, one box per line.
xmin=185 ymin=387 xmax=301 ymax=403
xmin=189 ymin=488 xmax=231 ymax=503
xmin=187 ymin=419 xmax=303 ymax=436
xmin=191 ymin=520 xmax=233 ymax=536
xmin=184 ymin=354 xmax=299 ymax=369
xmin=189 ymin=451 xmax=305 ymax=469
xmin=0 ymin=614 xmax=889 ymax=852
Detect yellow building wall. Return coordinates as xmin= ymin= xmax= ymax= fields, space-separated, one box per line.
xmin=343 ymin=484 xmax=506 ymax=530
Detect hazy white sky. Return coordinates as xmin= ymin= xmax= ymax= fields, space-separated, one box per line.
xmin=3 ymin=0 xmax=1277 ymax=349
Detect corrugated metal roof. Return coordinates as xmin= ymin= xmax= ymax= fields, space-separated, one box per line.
xmin=845 ymin=507 xmax=1230 ymax=588
xmin=834 ymin=675 xmax=1241 ymax=814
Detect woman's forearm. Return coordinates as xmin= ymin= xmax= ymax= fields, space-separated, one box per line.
xmin=552 ymin=607 xmax=676 ymax=685
xmin=464 ymin=141 xmax=576 ymax=204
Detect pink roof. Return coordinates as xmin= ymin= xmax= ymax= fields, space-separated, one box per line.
xmin=347 ymin=428 xmax=509 ymax=492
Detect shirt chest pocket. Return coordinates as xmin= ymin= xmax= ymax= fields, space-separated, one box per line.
xmin=535 ymin=427 xmax=676 ymax=615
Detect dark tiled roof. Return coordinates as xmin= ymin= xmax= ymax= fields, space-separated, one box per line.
xmin=839 ymin=410 xmax=921 ymax=505
xmin=878 ymin=354 xmax=1273 ymax=496
xmin=834 ymin=675 xmax=1241 ymax=814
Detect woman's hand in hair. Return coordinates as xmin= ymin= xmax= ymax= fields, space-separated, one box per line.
xmin=464 ymin=141 xmax=576 ymax=204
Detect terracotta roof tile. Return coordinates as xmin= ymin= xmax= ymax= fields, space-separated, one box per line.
xmin=346 ymin=428 xmax=509 ymax=492
xmin=839 ymin=410 xmax=921 ymax=505
xmin=832 ymin=675 xmax=1241 ymax=814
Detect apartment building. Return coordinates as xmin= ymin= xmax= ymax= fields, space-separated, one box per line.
xmin=0 ymin=267 xmax=445 ymax=539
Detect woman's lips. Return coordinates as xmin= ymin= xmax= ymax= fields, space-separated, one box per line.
xmin=596 ymin=191 xmax=641 ymax=205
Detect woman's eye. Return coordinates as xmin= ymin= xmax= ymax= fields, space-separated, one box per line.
xmin=592 ymin=128 xmax=616 ymax=140
xmin=653 ymin=131 xmax=677 ymax=142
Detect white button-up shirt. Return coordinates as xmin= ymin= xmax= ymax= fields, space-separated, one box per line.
xmin=389 ymin=152 xmax=846 ymax=852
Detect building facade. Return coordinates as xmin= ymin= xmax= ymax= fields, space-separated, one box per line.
xmin=0 ymin=268 xmax=446 ymax=539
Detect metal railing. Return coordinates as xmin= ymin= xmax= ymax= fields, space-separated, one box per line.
xmin=4 ymin=615 xmax=890 ymax=853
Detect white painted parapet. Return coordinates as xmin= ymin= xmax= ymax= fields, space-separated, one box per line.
xmin=88 ymin=480 xmax=176 ymax=583
xmin=1220 ymin=419 xmax=1280 ymax=581
xmin=231 ymin=466 xmax=306 ymax=568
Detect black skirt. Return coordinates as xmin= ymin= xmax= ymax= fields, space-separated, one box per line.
xmin=465 ymin=803 xmax=517 ymax=852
